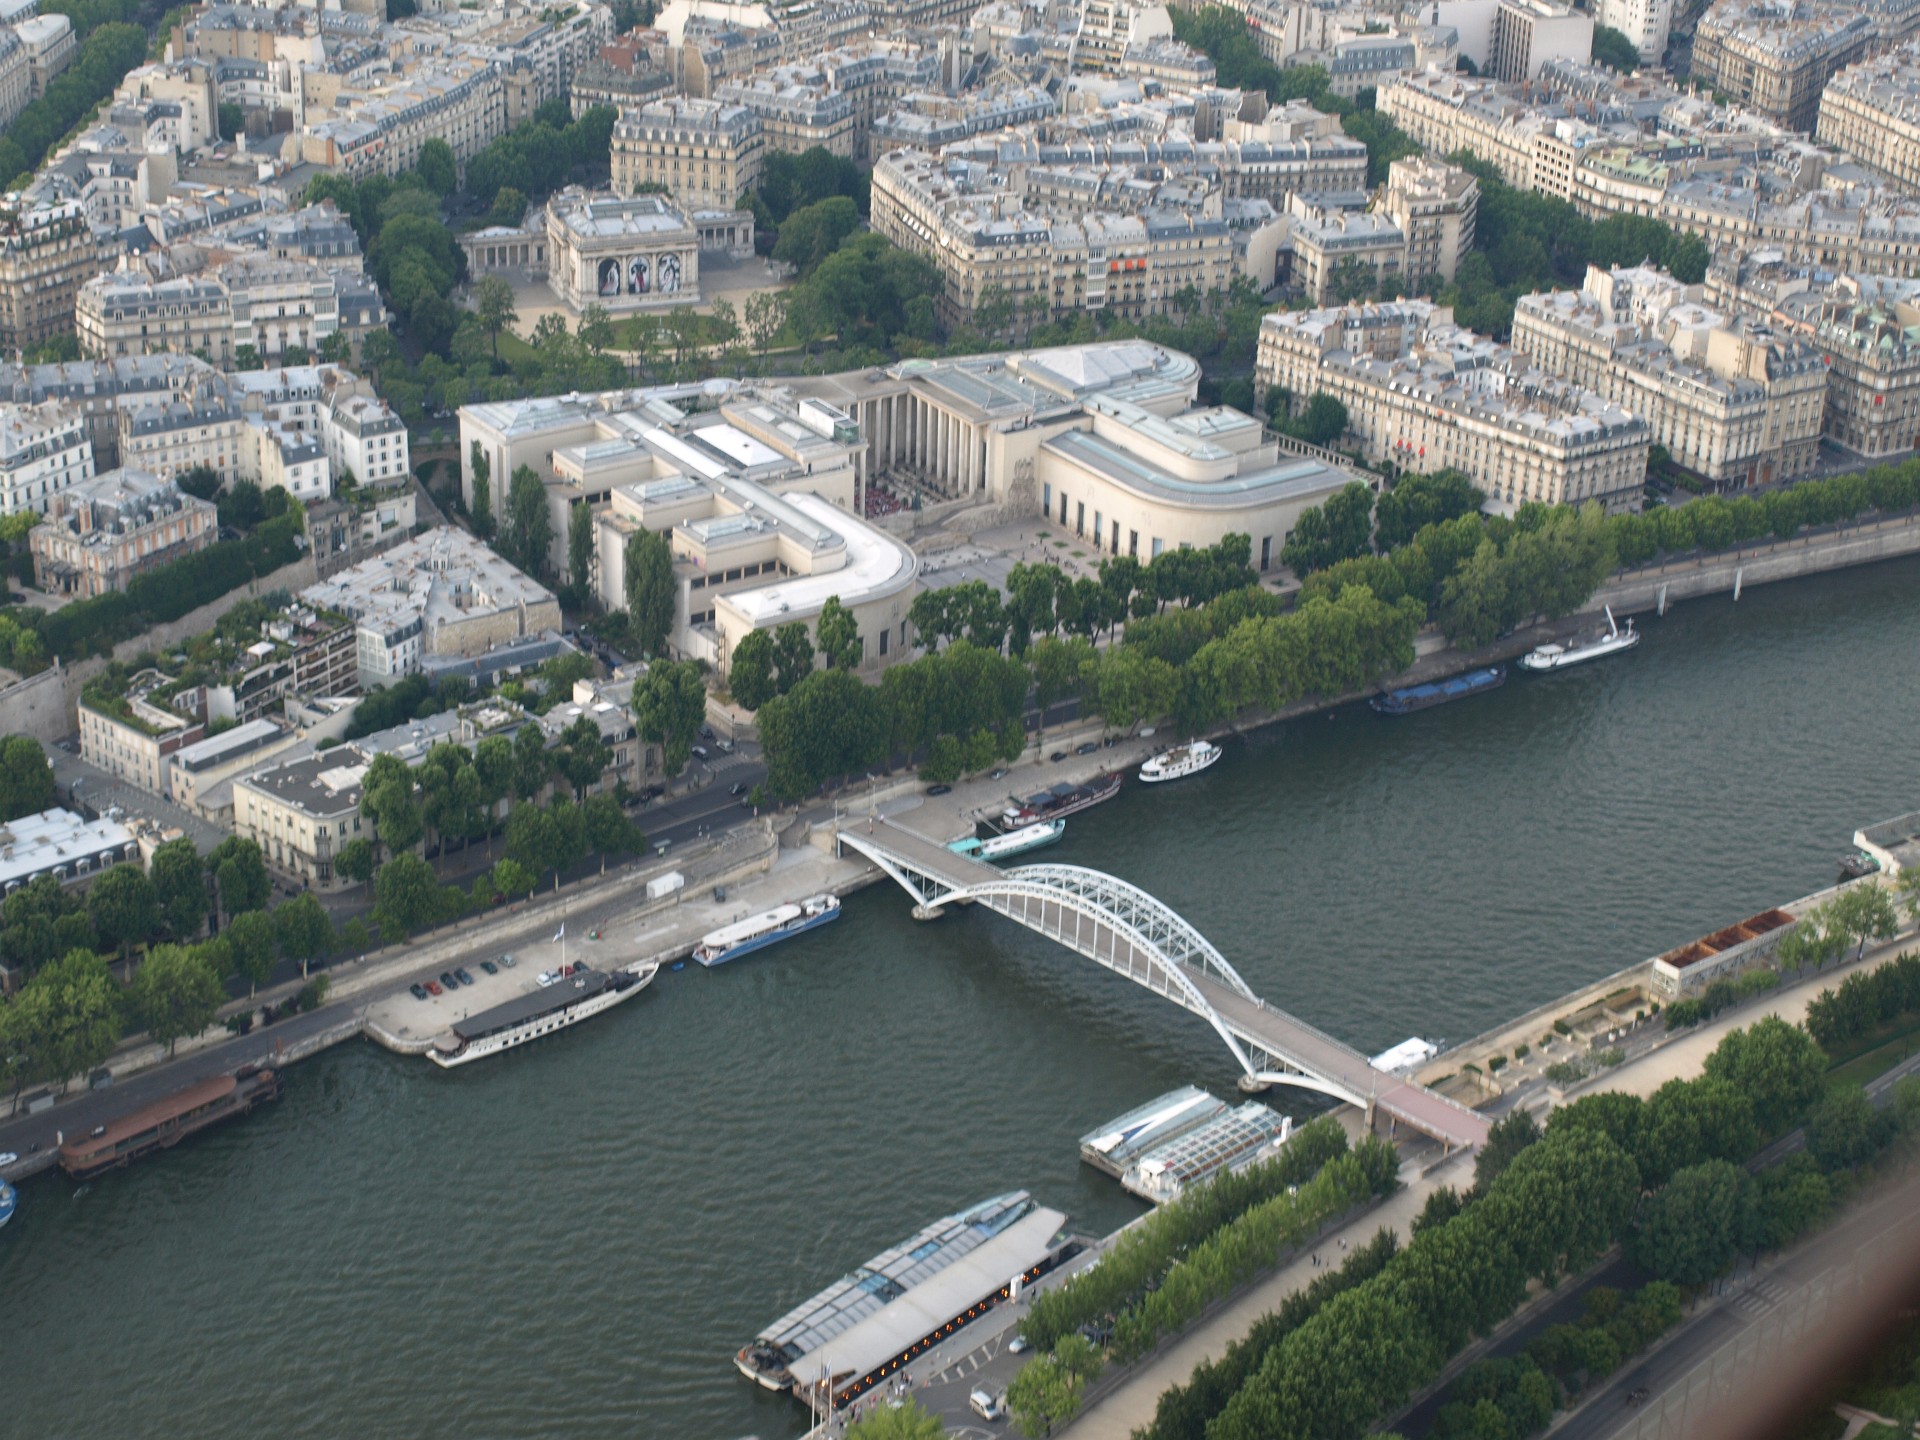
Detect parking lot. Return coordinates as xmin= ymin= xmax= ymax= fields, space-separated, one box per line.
xmin=361 ymin=938 xmax=597 ymax=1050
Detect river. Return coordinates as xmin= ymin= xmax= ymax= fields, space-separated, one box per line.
xmin=5 ymin=556 xmax=1919 ymax=1439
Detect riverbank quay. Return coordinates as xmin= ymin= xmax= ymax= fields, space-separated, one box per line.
xmin=1055 ymin=923 xmax=1920 ymax=1440
xmin=0 ymin=826 xmax=785 ymax=1181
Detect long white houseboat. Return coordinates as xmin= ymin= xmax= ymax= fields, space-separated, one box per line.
xmin=735 ymin=1191 xmax=1075 ymax=1410
xmin=1139 ymin=739 xmax=1222 ymax=784
xmin=693 ymin=894 xmax=841 ymax=967
xmin=426 ymin=964 xmax=656 ymax=1069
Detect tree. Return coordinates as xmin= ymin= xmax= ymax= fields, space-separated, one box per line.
xmin=1298 ymin=393 xmax=1349 ymax=447
xmin=472 ymin=275 xmax=518 ymax=359
xmin=1280 ymin=481 xmax=1374 ymax=574
xmin=582 ymin=793 xmax=640 ymax=873
xmin=1630 ymin=1160 xmax=1748 ymax=1286
xmin=817 ymin=595 xmax=862 ymax=669
xmin=554 ymin=715 xmax=612 ymax=799
xmin=416 ymin=137 xmax=457 ymax=197
xmin=217 ymin=101 xmax=244 ymax=141
xmin=772 ymin=620 xmax=816 ymax=694
xmin=8 ymin=948 xmax=120 ymax=1091
xmin=568 ymin=500 xmax=595 ymax=598
xmin=0 ymin=734 xmax=54 ymax=820
xmin=1592 ymin=24 xmax=1642 ymax=72
xmin=729 ymin=628 xmax=776 ymax=710
xmin=148 ymin=837 xmax=208 ymax=939
xmin=757 ymin=668 xmax=888 ymax=800
xmin=336 ymin=838 xmax=377 ymax=886
xmin=133 ymin=943 xmax=226 ymax=1056
xmin=624 ymin=527 xmax=676 ymax=656
xmin=374 ymin=852 xmax=445 ymax=937
xmin=274 ymin=893 xmax=335 ymax=978
xmin=577 ymin=301 xmax=615 ymax=354
xmin=1828 ymin=882 xmax=1898 ymax=961
xmin=360 ymin=752 xmax=423 ymax=863
xmin=1702 ymin=1016 xmax=1827 ymax=1138
xmin=87 ymin=863 xmax=158 ymax=964
xmin=225 ymin=909 xmax=277 ymax=997
xmin=505 ymin=465 xmax=553 ymax=580
xmin=745 ymin=289 xmax=787 ymax=363
xmin=1473 ymin=1109 xmax=1541 ymax=1196
xmin=635 ymin=660 xmax=708 ymax=776
xmin=209 ymin=835 xmax=272 ymax=921
xmin=492 ymin=857 xmax=537 ymax=901
xmin=1806 ymin=1084 xmax=1893 ymax=1172
xmin=844 ymin=1397 xmax=944 ymax=1439
xmin=469 ymin=441 xmax=494 ymax=540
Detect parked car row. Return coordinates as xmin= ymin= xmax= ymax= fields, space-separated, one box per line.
xmin=409 ymin=958 xmax=513 ymax=1002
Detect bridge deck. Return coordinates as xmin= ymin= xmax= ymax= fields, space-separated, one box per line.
xmin=839 ymin=819 xmax=1490 ymax=1152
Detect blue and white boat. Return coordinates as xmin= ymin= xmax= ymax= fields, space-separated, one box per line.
xmin=0 ymin=1175 xmax=17 ymax=1230
xmin=948 ymin=819 xmax=1065 ymax=863
xmin=694 ymin=894 xmax=841 ymax=967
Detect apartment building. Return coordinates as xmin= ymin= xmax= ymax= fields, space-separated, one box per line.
xmin=0 ymin=400 xmax=94 ymax=516
xmin=78 ymin=674 xmax=205 ymax=796
xmin=16 ymin=11 xmax=72 ymax=97
xmin=1511 ymin=265 xmax=1827 ymax=489
xmin=1256 ymin=300 xmax=1650 ymax=510
xmin=1818 ymin=43 xmax=1920 ymax=194
xmin=31 ymin=468 xmax=217 ymax=597
xmin=1597 ymin=0 xmax=1673 ymax=63
xmin=0 ymin=197 xmax=114 ymax=354
xmin=0 ymin=354 xmax=210 ymax=466
xmin=0 ymin=26 xmax=28 ymax=130
xmin=1692 ymin=0 xmax=1886 ymax=132
xmin=871 ymin=147 xmax=1245 ymax=330
xmin=1489 ymin=0 xmax=1594 ymax=82
xmin=297 ymin=56 xmax=509 ymax=179
xmin=232 ymin=751 xmax=369 ymax=891
xmin=610 ymin=97 xmax=765 ymax=212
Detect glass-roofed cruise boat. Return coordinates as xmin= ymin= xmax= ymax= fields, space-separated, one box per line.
xmin=735 ymin=1191 xmax=1075 ymax=1409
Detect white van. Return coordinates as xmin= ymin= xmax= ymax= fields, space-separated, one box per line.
xmin=969 ymin=1388 xmax=1005 ymax=1421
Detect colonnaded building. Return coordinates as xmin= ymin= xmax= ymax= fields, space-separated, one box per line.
xmin=459 ymin=342 xmax=1363 ymax=677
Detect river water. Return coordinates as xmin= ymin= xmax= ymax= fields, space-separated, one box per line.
xmin=6 ymin=558 xmax=1920 ymax=1440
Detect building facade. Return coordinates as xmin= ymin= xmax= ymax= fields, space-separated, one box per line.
xmin=544 ymin=189 xmax=703 ymax=314
xmin=610 ymin=97 xmax=765 ymax=212
xmin=31 ymin=468 xmax=218 ymax=597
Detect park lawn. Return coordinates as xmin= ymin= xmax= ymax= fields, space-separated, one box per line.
xmin=493 ymin=329 xmax=538 ymax=363
xmin=1856 ymin=1424 xmax=1905 ymax=1440
xmin=1823 ymin=1012 xmax=1920 ymax=1090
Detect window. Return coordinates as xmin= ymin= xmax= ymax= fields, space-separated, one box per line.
xmin=1152 ymin=537 xmax=1165 ymax=559
xmin=1129 ymin=529 xmax=1139 ymax=557
xmin=878 ymin=628 xmax=889 ymax=656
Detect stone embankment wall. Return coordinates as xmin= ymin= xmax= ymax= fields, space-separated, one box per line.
xmin=1595 ymin=512 xmax=1920 ymax=616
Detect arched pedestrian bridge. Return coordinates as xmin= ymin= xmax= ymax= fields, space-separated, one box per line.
xmin=838 ymin=817 xmax=1489 ymax=1153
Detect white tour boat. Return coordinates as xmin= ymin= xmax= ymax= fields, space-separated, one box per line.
xmin=694 ymin=894 xmax=841 ymax=967
xmin=1138 ymin=739 xmax=1222 ymax=784
xmin=426 ymin=963 xmax=656 ymax=1068
xmin=1517 ymin=606 xmax=1641 ymax=673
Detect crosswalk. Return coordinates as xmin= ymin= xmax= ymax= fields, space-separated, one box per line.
xmin=1731 ymin=1277 xmax=1788 ymax=1319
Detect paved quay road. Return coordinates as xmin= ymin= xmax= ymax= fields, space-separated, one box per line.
xmin=6 ymin=554 xmax=1920 ymax=1440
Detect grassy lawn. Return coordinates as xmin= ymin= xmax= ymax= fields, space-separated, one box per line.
xmin=1856 ymin=1423 xmax=1905 ymax=1440
xmin=493 ymin=329 xmax=538 ymax=363
xmin=1824 ymin=1013 xmax=1920 ymax=1090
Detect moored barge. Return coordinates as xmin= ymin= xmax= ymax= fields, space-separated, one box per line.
xmin=58 ymin=1067 xmax=281 ymax=1181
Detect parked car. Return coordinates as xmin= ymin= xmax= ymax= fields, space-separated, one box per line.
xmin=480 ymin=960 xmax=498 ymax=976
xmin=537 ymin=971 xmax=556 ymax=987
xmin=699 ymin=724 xmax=715 ymax=740
xmin=716 ymin=738 xmax=734 ymax=753
xmin=690 ymin=745 xmax=710 ymax=760
xmin=1008 ymin=1335 xmax=1029 ymax=1355
xmin=1049 ymin=751 xmax=1068 ymax=762
xmin=409 ymin=983 xmax=429 ymax=1001
xmin=1075 ymin=741 xmax=1099 ymax=755
xmin=501 ymin=954 xmax=516 ymax=968
xmin=927 ymin=783 xmax=953 ymax=796
xmin=453 ymin=967 xmax=474 ymax=987
xmin=439 ymin=971 xmax=458 ymax=990
xmin=990 ymin=768 xmax=1008 ymax=780
xmin=425 ymin=980 xmax=443 ymax=996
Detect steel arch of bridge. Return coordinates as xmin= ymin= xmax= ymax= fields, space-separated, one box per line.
xmin=835 ymin=833 xmax=1361 ymax=1101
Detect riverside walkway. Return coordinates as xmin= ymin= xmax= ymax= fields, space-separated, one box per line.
xmin=838 ymin=816 xmax=1490 ymax=1152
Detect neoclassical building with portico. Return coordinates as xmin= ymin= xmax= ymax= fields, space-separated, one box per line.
xmin=545 ymin=189 xmax=703 ymax=315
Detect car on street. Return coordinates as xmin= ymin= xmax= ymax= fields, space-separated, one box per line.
xmin=1075 ymin=741 xmax=1099 ymax=755
xmin=454 ymin=967 xmax=474 ymax=986
xmin=439 ymin=971 xmax=458 ymax=990
xmin=699 ymin=724 xmax=715 ymax=740
xmin=425 ymin=980 xmax=443 ymax=996
xmin=409 ymin=983 xmax=429 ymax=1001
xmin=730 ymin=781 xmax=748 ymax=795
xmin=1049 ymin=751 xmax=1068 ymax=762
xmin=927 ymin=783 xmax=952 ymax=795
xmin=990 ymin=768 xmax=1008 ymax=780
xmin=716 ymin=738 xmax=734 ymax=753
xmin=480 ymin=960 xmax=498 ymax=975
xmin=690 ymin=745 xmax=710 ymax=760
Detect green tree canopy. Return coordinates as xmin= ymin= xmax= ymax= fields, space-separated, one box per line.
xmin=133 ymin=943 xmax=226 ymax=1055
xmin=0 ymin=735 xmax=55 ymax=820
xmin=87 ymin=863 xmax=158 ymax=961
xmin=1630 ymin=1159 xmax=1748 ymax=1286
xmin=624 ymin=527 xmax=676 ymax=656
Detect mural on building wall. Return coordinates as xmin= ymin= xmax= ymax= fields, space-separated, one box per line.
xmin=598 ymin=258 xmax=621 ymax=296
xmin=627 ymin=256 xmax=650 ymax=294
xmin=658 ymin=253 xmax=682 ymax=294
